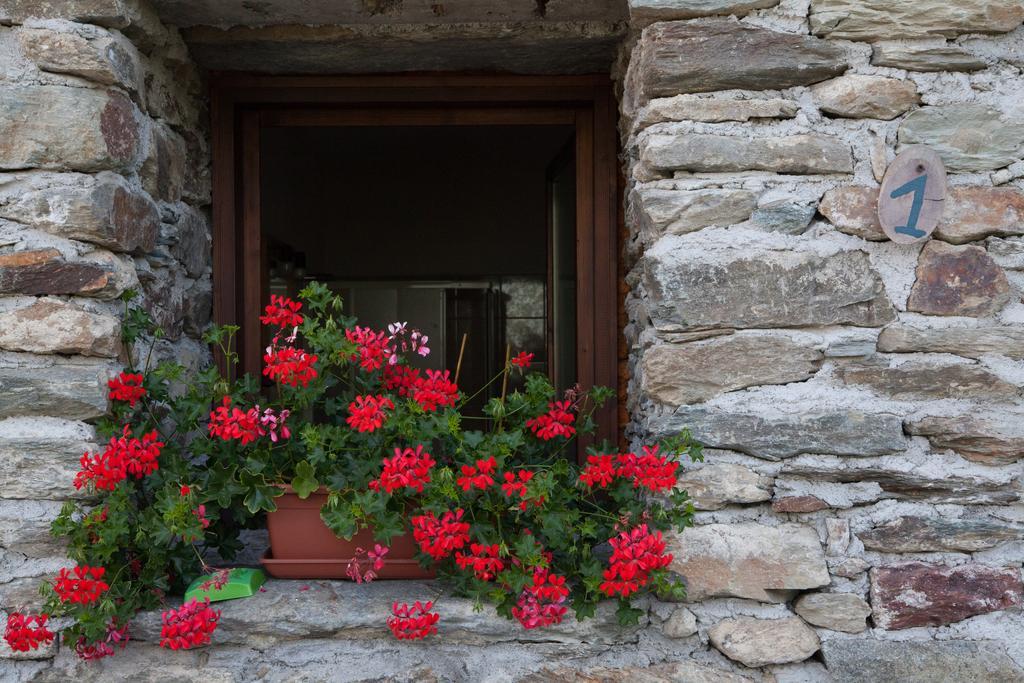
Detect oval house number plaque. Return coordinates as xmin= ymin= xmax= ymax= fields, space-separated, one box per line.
xmin=877 ymin=145 xmax=947 ymax=244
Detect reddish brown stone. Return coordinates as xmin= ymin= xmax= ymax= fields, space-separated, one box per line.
xmin=907 ymin=241 xmax=1011 ymax=317
xmin=103 ymin=180 xmax=159 ymax=253
xmin=870 ymin=562 xmax=1023 ymax=630
xmin=0 ymin=249 xmax=111 ymax=296
xmin=772 ymin=496 xmax=829 ymax=513
xmin=99 ymin=90 xmax=141 ymax=164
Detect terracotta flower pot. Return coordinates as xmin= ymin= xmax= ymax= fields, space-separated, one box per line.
xmin=260 ymin=487 xmax=434 ymax=580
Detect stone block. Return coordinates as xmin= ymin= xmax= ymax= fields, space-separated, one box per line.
xmin=898 ymin=105 xmax=1024 ymax=172
xmin=642 ymin=243 xmax=895 ymax=331
xmin=936 ymin=187 xmax=1024 ymax=245
xmin=0 ymin=499 xmax=65 ymax=556
xmin=635 ymin=95 xmax=798 ymax=128
xmin=0 ymin=416 xmax=95 ymax=499
xmin=772 ymin=495 xmax=829 ymax=512
xmin=819 ymin=185 xmax=885 ymax=241
xmin=794 ymin=593 xmax=871 ymax=632
xmin=524 ymin=662 xmax=754 ymax=682
xmin=988 ymin=236 xmax=1024 ymax=270
xmin=859 ymin=515 xmax=1024 ymax=553
xmin=0 ymin=172 xmax=159 ymax=252
xmin=643 ymin=335 xmax=822 ymax=405
xmin=635 ymin=188 xmax=757 ymax=239
xmin=627 ymin=19 xmax=846 ymax=105
xmin=676 ymin=463 xmax=773 ymax=510
xmin=0 ymin=352 xmax=115 ymax=420
xmin=749 ymin=197 xmax=815 ymax=234
xmin=877 ymin=323 xmax=1024 ymax=359
xmin=0 ymin=0 xmax=130 ymax=27
xmin=812 ymin=75 xmax=918 ymax=120
xmin=871 ymin=42 xmax=988 ymax=72
xmin=628 ymin=0 xmax=780 ymax=23
xmin=668 ymin=522 xmax=830 ymax=602
xmin=870 ymin=562 xmax=1023 ymax=630
xmin=907 ymin=241 xmax=1010 ymax=317
xmin=0 ymin=297 xmax=120 ymax=357
xmin=0 ymin=85 xmax=144 ymax=173
xmin=836 ymin=359 xmax=1018 ymax=400
xmin=810 ymin=0 xmax=1024 ymax=40
xmin=661 ymin=606 xmax=698 ymax=638
xmin=642 ymin=132 xmax=852 ymax=174
xmin=708 ymin=616 xmax=819 ymax=667
xmin=167 ymin=204 xmax=210 ymax=277
xmin=653 ymin=407 xmax=907 ymax=460
xmin=782 ymin=453 xmax=1021 ymax=505
xmin=140 ymin=122 xmax=187 ymax=203
xmin=821 ymin=639 xmax=1024 ymax=682
xmin=907 ymin=414 xmax=1024 ymax=465
xmin=0 ymin=248 xmax=130 ymax=298
xmin=17 ymin=19 xmax=142 ymax=94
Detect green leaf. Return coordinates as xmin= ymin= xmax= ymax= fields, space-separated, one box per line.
xmin=615 ymin=599 xmax=644 ymax=626
xmin=291 ymin=460 xmax=319 ymax=499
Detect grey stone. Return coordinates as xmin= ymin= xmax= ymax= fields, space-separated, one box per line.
xmin=0 ymin=416 xmax=95 ymax=499
xmin=0 ymin=499 xmax=65 ymax=556
xmin=819 ymin=185 xmax=885 ymax=241
xmin=668 ymin=523 xmax=830 ymax=602
xmin=642 ymin=335 xmax=823 ymax=405
xmin=825 ymin=335 xmax=876 ymax=357
xmin=0 ymin=171 xmax=159 ymax=252
xmin=652 ymin=407 xmax=907 ymax=460
xmin=907 ymin=241 xmax=1010 ymax=317
xmin=872 ymin=42 xmax=988 ymax=72
xmin=635 ymin=188 xmax=757 ymax=240
xmin=0 ymin=0 xmax=130 ymax=27
xmin=859 ymin=515 xmax=1024 ymax=553
xmin=0 ymin=298 xmax=120 ymax=357
xmin=708 ymin=616 xmax=819 ymax=667
xmin=0 ymin=85 xmax=144 ymax=173
xmin=812 ymin=75 xmax=919 ymax=120
xmin=877 ymin=324 xmax=1024 ymax=359
xmin=523 ymin=662 xmax=755 ymax=682
xmin=825 ymin=518 xmax=850 ymax=555
xmin=907 ymin=414 xmax=1024 ymax=465
xmin=810 ymin=0 xmax=1024 ymax=40
xmin=898 ymin=105 xmax=1024 ymax=172
xmin=642 ymin=132 xmax=852 ymax=174
xmin=836 ymin=359 xmax=1018 ymax=400
xmin=642 ymin=244 xmax=895 ymax=331
xmin=831 ymin=557 xmax=870 ymax=578
xmin=0 ymin=352 xmax=115 ymax=420
xmin=794 ymin=592 xmax=871 ymax=633
xmin=627 ymin=18 xmax=846 ymax=105
xmin=661 ymin=606 xmax=698 ymax=638
xmin=749 ymin=198 xmax=816 ymax=234
xmin=635 ymin=95 xmax=798 ymax=128
xmin=781 ymin=456 xmax=1021 ymax=505
xmin=821 ymin=639 xmax=1024 ymax=682
xmin=987 ymin=236 xmax=1024 ymax=270
xmin=141 ymin=122 xmax=187 ymax=203
xmin=17 ymin=19 xmax=142 ymax=94
xmin=676 ymin=463 xmax=773 ymax=510
xmin=936 ymin=186 xmax=1024 ymax=245
xmin=629 ymin=0 xmax=780 ymax=22
xmin=167 ymin=204 xmax=210 ymax=277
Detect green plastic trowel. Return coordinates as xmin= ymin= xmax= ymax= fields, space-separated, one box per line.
xmin=184 ymin=568 xmax=266 ymax=603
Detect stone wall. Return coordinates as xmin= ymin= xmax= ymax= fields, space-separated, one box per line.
xmin=0 ymin=0 xmax=211 ymax=667
xmin=621 ymin=0 xmax=1024 ymax=680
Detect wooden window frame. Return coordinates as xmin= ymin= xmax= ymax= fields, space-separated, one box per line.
xmin=210 ymin=73 xmax=620 ymax=446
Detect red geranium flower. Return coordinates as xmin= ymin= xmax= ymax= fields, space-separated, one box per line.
xmin=599 ymin=524 xmax=673 ymax=598
xmin=511 ymin=568 xmax=569 ymax=629
xmin=260 ymin=295 xmax=303 ymax=329
xmin=74 ymin=426 xmax=163 ymax=491
xmin=159 ymin=598 xmax=220 ymax=650
xmin=4 ymin=613 xmax=53 ymax=652
xmin=345 ymin=326 xmax=392 ymax=372
xmin=411 ymin=509 xmax=470 ymax=560
xmin=208 ymin=396 xmax=263 ymax=445
xmin=383 ymin=364 xmax=421 ymax=397
xmin=456 ymin=456 xmax=497 ymax=491
xmin=54 ymin=565 xmax=109 ymax=605
xmin=455 ymin=543 xmax=505 ymax=581
xmin=369 ymin=445 xmax=436 ymax=494
xmin=579 ymin=454 xmax=617 ymax=489
xmin=526 ymin=400 xmax=576 ymax=441
xmin=616 ymin=445 xmax=678 ymax=493
xmin=263 ymin=347 xmax=318 ymax=387
xmin=411 ymin=369 xmax=459 ymax=412
xmin=346 ymin=394 xmax=394 ymax=433
xmin=180 ymin=485 xmax=191 ymax=496
xmin=510 ymin=351 xmax=534 ymax=368
xmin=107 ymin=372 xmax=146 ymax=406
xmin=387 ymin=601 xmax=439 ymax=640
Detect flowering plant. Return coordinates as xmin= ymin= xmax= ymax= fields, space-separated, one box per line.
xmin=6 ymin=283 xmax=700 ymax=659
